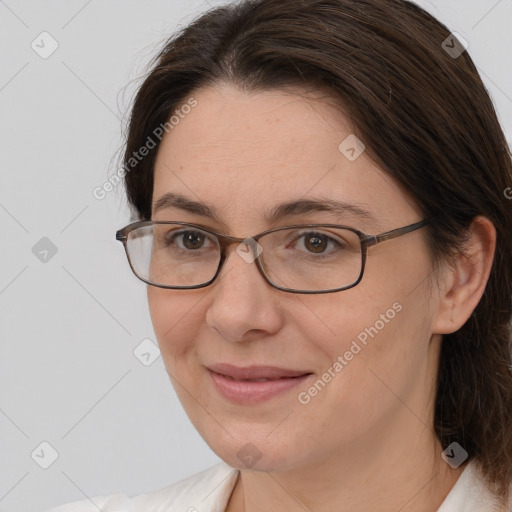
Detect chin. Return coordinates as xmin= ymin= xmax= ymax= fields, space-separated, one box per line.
xmin=197 ymin=423 xmax=309 ymax=472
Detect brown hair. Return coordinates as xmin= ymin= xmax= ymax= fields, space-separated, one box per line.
xmin=121 ymin=0 xmax=512 ymax=502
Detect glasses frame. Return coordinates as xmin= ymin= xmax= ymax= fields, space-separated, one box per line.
xmin=116 ymin=218 xmax=432 ymax=294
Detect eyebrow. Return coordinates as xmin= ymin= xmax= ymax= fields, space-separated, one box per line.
xmin=152 ymin=192 xmax=378 ymax=227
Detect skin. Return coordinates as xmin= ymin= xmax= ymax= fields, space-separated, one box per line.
xmin=148 ymin=84 xmax=496 ymax=512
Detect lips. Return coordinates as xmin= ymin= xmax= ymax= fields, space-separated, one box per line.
xmin=207 ymin=363 xmax=312 ymax=381
xmin=207 ymin=366 xmax=313 ymax=404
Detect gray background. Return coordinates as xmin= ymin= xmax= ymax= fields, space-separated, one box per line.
xmin=1 ymin=1 xmax=511 ymax=510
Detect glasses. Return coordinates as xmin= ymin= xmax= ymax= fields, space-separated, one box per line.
xmin=116 ymin=219 xmax=432 ymax=294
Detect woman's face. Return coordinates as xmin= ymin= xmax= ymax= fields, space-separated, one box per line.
xmin=148 ymin=84 xmax=441 ymax=471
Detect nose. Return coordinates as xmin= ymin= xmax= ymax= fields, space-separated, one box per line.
xmin=205 ymin=244 xmax=284 ymax=343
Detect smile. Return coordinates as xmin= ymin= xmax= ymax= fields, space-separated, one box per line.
xmin=206 ymin=364 xmax=313 ymax=404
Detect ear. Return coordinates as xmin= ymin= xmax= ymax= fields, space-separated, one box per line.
xmin=433 ymin=216 xmax=496 ymax=335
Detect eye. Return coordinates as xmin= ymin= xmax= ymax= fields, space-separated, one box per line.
xmin=302 ymin=232 xmax=329 ymax=253
xmin=165 ymin=229 xmax=215 ymax=251
xmin=292 ymin=231 xmax=345 ymax=255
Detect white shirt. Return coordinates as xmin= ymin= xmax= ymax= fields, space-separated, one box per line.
xmin=46 ymin=459 xmax=510 ymax=511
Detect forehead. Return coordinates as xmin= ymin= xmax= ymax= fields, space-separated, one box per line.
xmin=155 ymin=84 xmax=353 ymax=174
xmin=152 ymin=84 xmax=416 ymax=231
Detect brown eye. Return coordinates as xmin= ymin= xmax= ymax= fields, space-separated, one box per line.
xmin=304 ymin=233 xmax=328 ymax=253
xmin=163 ymin=229 xmax=214 ymax=251
xmin=181 ymin=231 xmax=206 ymax=250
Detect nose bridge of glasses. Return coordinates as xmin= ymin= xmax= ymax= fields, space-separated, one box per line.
xmin=211 ymin=233 xmax=271 ymax=291
xmin=217 ymin=233 xmax=264 ymax=263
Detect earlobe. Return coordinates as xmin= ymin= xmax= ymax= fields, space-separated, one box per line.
xmin=433 ymin=216 xmax=496 ymax=335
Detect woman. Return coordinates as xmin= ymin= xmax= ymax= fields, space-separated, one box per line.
xmin=48 ymin=0 xmax=512 ymax=510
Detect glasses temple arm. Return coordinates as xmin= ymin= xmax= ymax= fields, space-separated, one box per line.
xmin=364 ymin=218 xmax=432 ymax=247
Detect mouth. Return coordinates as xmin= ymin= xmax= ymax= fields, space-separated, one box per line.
xmin=220 ymin=375 xmax=299 ymax=382
xmin=206 ymin=363 xmax=314 ymax=404
xmin=207 ymin=363 xmax=312 ymax=380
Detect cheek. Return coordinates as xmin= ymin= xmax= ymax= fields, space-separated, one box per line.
xmin=292 ymin=302 xmax=417 ymax=448
xmin=147 ymin=287 xmax=204 ymax=362
xmin=146 ymin=288 xmax=218 ymax=438
xmin=299 ymin=282 xmax=405 ymax=357
xmin=296 ymin=254 xmax=434 ymax=391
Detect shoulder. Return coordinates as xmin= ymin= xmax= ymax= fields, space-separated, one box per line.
xmin=437 ymin=460 xmax=512 ymax=512
xmin=45 ymin=462 xmax=239 ymax=512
